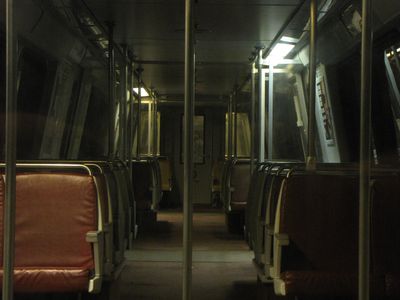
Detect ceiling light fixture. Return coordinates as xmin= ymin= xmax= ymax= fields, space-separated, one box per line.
xmin=265 ymin=43 xmax=295 ymax=66
xmin=281 ymin=36 xmax=299 ymax=44
xmin=133 ymin=87 xmax=149 ymax=97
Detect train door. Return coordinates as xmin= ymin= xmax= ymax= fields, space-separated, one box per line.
xmin=192 ymin=115 xmax=209 ymax=204
xmin=180 ymin=114 xmax=211 ymax=205
xmin=177 ymin=108 xmax=224 ymax=205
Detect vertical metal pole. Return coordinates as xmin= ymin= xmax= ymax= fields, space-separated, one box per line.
xmin=258 ymin=50 xmax=265 ymax=163
xmin=128 ymin=60 xmax=134 ymax=180
xmin=107 ymin=22 xmax=116 ymax=160
xmin=228 ymin=95 xmax=233 ymax=158
xmin=268 ymin=64 xmax=274 ymax=160
xmin=136 ymin=67 xmax=143 ymax=160
xmin=233 ymin=88 xmax=238 ymax=158
xmin=306 ymin=0 xmax=317 ymax=170
xmin=3 ymin=0 xmax=17 ymax=298
xmin=359 ymin=0 xmax=372 ymax=299
xmin=183 ymin=0 xmax=195 ymax=298
xmin=147 ymin=97 xmax=152 ymax=156
xmin=250 ymin=63 xmax=256 ymax=174
xmin=120 ymin=47 xmax=128 ymax=162
xmin=153 ymin=97 xmax=158 ymax=157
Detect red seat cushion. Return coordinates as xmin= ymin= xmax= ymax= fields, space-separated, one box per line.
xmin=372 ymin=176 xmax=400 ymax=296
xmin=0 ymin=173 xmax=97 ymax=293
xmin=0 ymin=269 xmax=90 ymax=293
xmin=281 ymin=271 xmax=385 ymax=296
xmin=277 ymin=175 xmax=360 ymax=295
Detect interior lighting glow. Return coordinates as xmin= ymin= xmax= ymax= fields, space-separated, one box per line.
xmin=139 ymin=100 xmax=152 ymax=104
xmin=133 ymin=87 xmax=149 ymax=97
xmin=265 ymin=43 xmax=295 ymax=66
xmin=281 ymin=36 xmax=299 ymax=43
xmin=397 ymin=48 xmax=400 ymax=53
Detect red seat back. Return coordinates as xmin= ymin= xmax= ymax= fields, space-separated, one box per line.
xmin=279 ymin=174 xmax=359 ymax=272
xmin=0 ymin=173 xmax=97 ymax=293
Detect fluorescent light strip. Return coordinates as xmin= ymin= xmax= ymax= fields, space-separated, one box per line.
xmin=281 ymin=36 xmax=299 ymax=44
xmin=265 ymin=43 xmax=295 ymax=66
xmin=133 ymin=87 xmax=149 ymax=97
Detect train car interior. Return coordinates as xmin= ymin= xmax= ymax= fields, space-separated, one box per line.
xmin=1 ymin=0 xmax=400 ymax=299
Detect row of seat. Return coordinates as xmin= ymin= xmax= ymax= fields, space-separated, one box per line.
xmin=130 ymin=157 xmax=175 ymax=228
xmin=246 ymin=162 xmax=400 ymax=297
xmin=220 ymin=158 xmax=251 ymax=232
xmin=0 ymin=161 xmax=135 ymax=297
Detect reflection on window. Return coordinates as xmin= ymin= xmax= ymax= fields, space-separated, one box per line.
xmin=225 ymin=113 xmax=250 ymax=158
xmin=236 ymin=113 xmax=251 ymax=157
xmin=132 ymin=107 xmax=160 ymax=157
xmin=385 ymin=44 xmax=400 ymax=153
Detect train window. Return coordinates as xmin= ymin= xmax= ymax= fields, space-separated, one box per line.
xmin=293 ymin=74 xmax=308 ymax=157
xmin=40 ymin=61 xmax=77 ymax=159
xmin=16 ymin=49 xmax=53 ymax=159
xmin=65 ymin=71 xmax=93 ymax=159
xmin=181 ymin=115 xmax=205 ymax=164
xmin=133 ymin=106 xmax=160 ymax=156
xmin=225 ymin=112 xmax=250 ymax=158
xmin=271 ymin=73 xmax=304 ymax=161
xmin=341 ymin=4 xmax=362 ymax=37
xmin=384 ymin=44 xmax=400 ymax=154
xmin=79 ymin=85 xmax=108 ymax=159
xmin=236 ymin=113 xmax=251 ymax=157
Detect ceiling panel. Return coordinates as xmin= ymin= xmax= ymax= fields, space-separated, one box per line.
xmin=196 ymin=40 xmax=267 ymax=62
xmin=196 ymin=64 xmax=250 ymax=95
xmin=140 ymin=64 xmax=184 ymax=95
xmin=83 ymin=0 xmax=302 ymax=98
xmin=129 ymin=40 xmax=185 ymax=62
xmin=195 ymin=5 xmax=298 ymax=42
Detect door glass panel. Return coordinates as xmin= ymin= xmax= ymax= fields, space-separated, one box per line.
xmin=181 ymin=115 xmax=205 ymax=164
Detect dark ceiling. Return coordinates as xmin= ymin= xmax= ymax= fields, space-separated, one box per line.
xmin=83 ymin=0 xmax=303 ymax=100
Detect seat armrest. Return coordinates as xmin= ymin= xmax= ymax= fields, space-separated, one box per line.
xmin=275 ymin=233 xmax=290 ymax=245
xmin=263 ymin=224 xmax=275 ymax=272
xmin=271 ymin=233 xmax=289 ymax=296
xmin=103 ymin=223 xmax=114 ymax=276
xmin=266 ymin=224 xmax=274 ymax=235
xmin=86 ymin=230 xmax=105 ymax=293
xmin=150 ymin=185 xmax=160 ymax=211
xmin=270 ymin=233 xmax=289 ymax=279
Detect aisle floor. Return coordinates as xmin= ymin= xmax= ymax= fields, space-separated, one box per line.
xmin=120 ymin=210 xmax=267 ymax=300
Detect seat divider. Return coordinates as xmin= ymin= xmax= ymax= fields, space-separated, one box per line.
xmin=86 ymin=231 xmax=105 ymax=294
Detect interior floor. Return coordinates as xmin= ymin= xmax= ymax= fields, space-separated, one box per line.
xmin=121 ymin=210 xmax=265 ymax=300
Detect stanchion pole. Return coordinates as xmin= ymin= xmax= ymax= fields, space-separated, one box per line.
xmin=306 ymin=0 xmax=317 ymax=170
xmin=358 ymin=0 xmax=373 ymax=299
xmin=3 ymin=0 xmax=17 ymax=298
xmin=183 ymin=0 xmax=195 ymax=299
